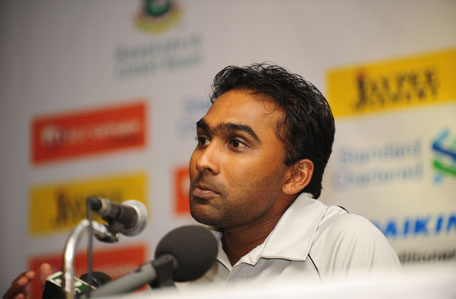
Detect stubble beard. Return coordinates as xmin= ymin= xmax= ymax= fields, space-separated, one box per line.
xmin=189 ymin=165 xmax=287 ymax=230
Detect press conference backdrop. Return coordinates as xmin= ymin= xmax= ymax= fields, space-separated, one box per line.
xmin=1 ymin=0 xmax=455 ymax=296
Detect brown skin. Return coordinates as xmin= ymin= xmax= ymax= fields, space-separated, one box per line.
xmin=3 ymin=263 xmax=52 ymax=299
xmin=189 ymin=90 xmax=313 ymax=265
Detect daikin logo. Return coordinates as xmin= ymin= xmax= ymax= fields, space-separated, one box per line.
xmin=373 ymin=213 xmax=456 ymax=239
xmin=134 ymin=0 xmax=181 ymax=34
xmin=432 ymin=129 xmax=456 ymax=183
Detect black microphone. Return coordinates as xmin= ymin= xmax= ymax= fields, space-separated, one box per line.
xmin=80 ymin=272 xmax=112 ymax=287
xmin=154 ymin=225 xmax=217 ymax=282
xmin=87 ymin=197 xmax=148 ymax=236
xmin=42 ymin=271 xmax=112 ymax=299
xmin=89 ymin=225 xmax=218 ymax=297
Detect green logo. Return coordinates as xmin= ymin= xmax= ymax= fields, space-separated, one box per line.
xmin=432 ymin=129 xmax=456 ymax=183
xmin=135 ymin=0 xmax=180 ymax=34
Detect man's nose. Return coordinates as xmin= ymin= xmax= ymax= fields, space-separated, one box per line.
xmin=195 ymin=142 xmax=220 ymax=175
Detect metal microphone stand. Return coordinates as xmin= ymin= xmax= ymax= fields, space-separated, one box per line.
xmin=62 ymin=219 xmax=118 ymax=299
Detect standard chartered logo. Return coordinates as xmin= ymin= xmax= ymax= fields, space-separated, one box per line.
xmin=432 ymin=129 xmax=456 ymax=183
xmin=332 ymin=140 xmax=423 ymax=191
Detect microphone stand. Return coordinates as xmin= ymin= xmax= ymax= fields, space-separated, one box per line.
xmin=62 ymin=219 xmax=119 ymax=299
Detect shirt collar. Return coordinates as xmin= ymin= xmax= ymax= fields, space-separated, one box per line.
xmin=257 ymin=193 xmax=327 ymax=261
xmin=212 ymin=193 xmax=327 ymax=268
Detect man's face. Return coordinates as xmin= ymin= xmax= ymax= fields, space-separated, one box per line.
xmin=189 ymin=89 xmax=291 ymax=229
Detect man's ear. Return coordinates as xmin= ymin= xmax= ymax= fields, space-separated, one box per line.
xmin=282 ymin=159 xmax=314 ymax=195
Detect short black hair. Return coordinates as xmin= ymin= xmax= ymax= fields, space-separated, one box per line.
xmin=210 ymin=63 xmax=335 ymax=199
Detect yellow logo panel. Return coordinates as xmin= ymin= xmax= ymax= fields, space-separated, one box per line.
xmin=29 ymin=172 xmax=147 ymax=236
xmin=327 ymin=48 xmax=456 ymax=118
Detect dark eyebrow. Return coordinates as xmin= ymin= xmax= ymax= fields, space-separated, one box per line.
xmin=196 ymin=118 xmax=261 ymax=143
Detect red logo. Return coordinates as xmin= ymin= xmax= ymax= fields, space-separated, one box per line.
xmin=31 ymin=101 xmax=146 ymax=164
xmin=174 ymin=166 xmax=190 ymax=215
xmin=29 ymin=244 xmax=146 ymax=298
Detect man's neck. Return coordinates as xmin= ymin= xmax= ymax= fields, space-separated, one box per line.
xmin=221 ymin=211 xmax=285 ymax=266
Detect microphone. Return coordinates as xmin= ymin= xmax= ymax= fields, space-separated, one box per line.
xmin=42 ymin=271 xmax=112 ymax=299
xmin=154 ymin=225 xmax=217 ymax=282
xmin=87 ymin=197 xmax=148 ymax=236
xmin=89 ymin=225 xmax=218 ymax=297
xmin=79 ymin=272 xmax=112 ymax=287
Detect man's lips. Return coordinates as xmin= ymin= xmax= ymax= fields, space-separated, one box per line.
xmin=191 ymin=184 xmax=219 ymax=200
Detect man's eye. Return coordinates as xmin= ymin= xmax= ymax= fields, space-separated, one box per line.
xmin=197 ymin=136 xmax=210 ymax=146
xmin=230 ymin=139 xmax=246 ymax=149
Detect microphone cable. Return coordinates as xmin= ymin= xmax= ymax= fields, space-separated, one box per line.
xmin=86 ymin=197 xmax=94 ymax=297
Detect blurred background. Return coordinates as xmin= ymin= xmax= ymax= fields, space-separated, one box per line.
xmin=1 ymin=0 xmax=455 ymax=297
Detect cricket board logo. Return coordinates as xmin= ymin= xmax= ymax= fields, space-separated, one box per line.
xmin=135 ymin=0 xmax=181 ymax=34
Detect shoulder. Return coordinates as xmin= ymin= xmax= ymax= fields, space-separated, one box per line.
xmin=320 ymin=210 xmax=384 ymax=241
xmin=317 ymin=209 xmax=395 ymax=252
xmin=309 ymin=208 xmax=401 ymax=279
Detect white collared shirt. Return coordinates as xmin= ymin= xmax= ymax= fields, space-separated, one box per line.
xmin=183 ymin=193 xmax=400 ymax=287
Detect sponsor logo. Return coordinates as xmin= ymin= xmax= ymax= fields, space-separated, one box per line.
xmin=397 ymin=248 xmax=456 ymax=264
xmin=29 ymin=172 xmax=147 ymax=235
xmin=29 ymin=244 xmax=146 ymax=299
xmin=327 ymin=48 xmax=456 ymax=118
xmin=134 ymin=0 xmax=181 ymax=34
xmin=372 ymin=213 xmax=456 ymax=239
xmin=114 ymin=34 xmax=203 ymax=79
xmin=331 ymin=129 xmax=456 ymax=190
xmin=31 ymin=101 xmax=146 ymax=164
xmin=117 ymin=0 xmax=202 ymax=79
xmin=331 ymin=139 xmax=423 ymax=191
xmin=432 ymin=129 xmax=456 ymax=183
xmin=174 ymin=165 xmax=190 ymax=215
xmin=354 ymin=67 xmax=438 ymax=111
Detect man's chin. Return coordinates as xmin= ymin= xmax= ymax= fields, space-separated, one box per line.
xmin=190 ymin=206 xmax=222 ymax=227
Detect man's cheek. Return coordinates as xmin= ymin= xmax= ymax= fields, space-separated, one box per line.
xmin=188 ymin=163 xmax=197 ymax=181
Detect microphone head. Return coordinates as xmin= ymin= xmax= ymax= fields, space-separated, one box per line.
xmin=120 ymin=200 xmax=148 ymax=236
xmin=154 ymin=225 xmax=218 ymax=282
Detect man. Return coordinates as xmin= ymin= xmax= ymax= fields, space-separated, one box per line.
xmin=187 ymin=63 xmax=400 ymax=285
xmin=4 ymin=63 xmax=399 ymax=298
